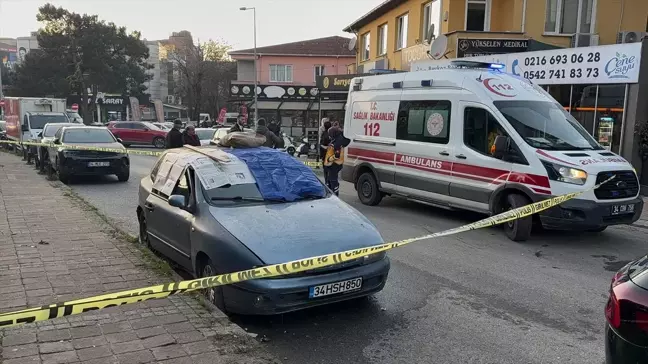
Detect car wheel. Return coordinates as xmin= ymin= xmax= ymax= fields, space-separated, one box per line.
xmin=153 ymin=137 xmax=166 ymax=149
xmin=57 ymin=159 xmax=69 ymax=184
xmin=503 ymin=194 xmax=532 ymax=242
xmin=117 ymin=163 xmax=130 ymax=182
xmin=201 ymin=259 xmax=227 ymax=313
xmin=138 ymin=213 xmax=152 ymax=249
xmin=587 ymin=226 xmax=607 ymax=233
xmin=287 ymin=147 xmax=295 ymax=156
xmin=356 ymin=172 xmax=382 ymax=206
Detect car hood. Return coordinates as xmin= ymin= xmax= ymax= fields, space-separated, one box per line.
xmin=208 ymin=197 xmax=384 ymax=265
xmin=61 ymin=141 xmax=126 ymax=152
xmin=535 ymin=149 xmax=633 ymax=173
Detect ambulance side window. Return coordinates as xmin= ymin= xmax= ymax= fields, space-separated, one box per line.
xmin=396 ymin=100 xmax=451 ymax=144
xmin=463 ymin=107 xmax=509 ymax=159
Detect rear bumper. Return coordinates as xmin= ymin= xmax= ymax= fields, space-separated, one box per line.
xmin=60 ymin=155 xmax=129 ymax=176
xmin=537 ymin=195 xmax=643 ymax=230
xmin=222 ymin=256 xmax=390 ymax=315
xmin=605 ymin=324 xmax=648 ymax=363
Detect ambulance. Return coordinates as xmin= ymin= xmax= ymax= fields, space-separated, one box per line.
xmin=341 ymin=61 xmax=643 ymax=241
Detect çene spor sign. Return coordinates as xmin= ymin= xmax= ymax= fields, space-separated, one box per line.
xmin=412 ymin=42 xmax=642 ymax=85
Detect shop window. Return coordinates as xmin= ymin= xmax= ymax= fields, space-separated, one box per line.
xmin=545 ymin=0 xmax=594 ymax=34
xmin=464 ymin=107 xmax=510 ymax=159
xmin=396 ymin=14 xmax=409 ymax=50
xmin=269 ymin=65 xmax=293 ymax=83
xmin=422 ymin=1 xmax=441 ymax=40
xmin=378 ymin=24 xmax=388 ymax=56
xmin=361 ymin=32 xmax=370 ymax=61
xmin=396 ymin=100 xmax=451 ymax=144
xmin=466 ymin=0 xmax=490 ymax=31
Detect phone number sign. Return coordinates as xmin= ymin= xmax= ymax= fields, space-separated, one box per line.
xmin=509 ymin=43 xmax=642 ymax=85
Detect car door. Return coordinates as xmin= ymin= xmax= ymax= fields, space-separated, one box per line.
xmin=48 ymin=128 xmax=63 ymax=167
xmin=392 ymin=99 xmax=454 ymax=203
xmin=449 ymin=102 xmax=514 ymax=213
xmin=131 ymin=123 xmax=150 ymax=144
xmin=144 ymin=167 xmax=193 ymax=270
xmin=111 ymin=123 xmax=131 ymax=142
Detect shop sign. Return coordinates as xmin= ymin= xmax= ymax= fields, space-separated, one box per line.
xmin=401 ymin=44 xmax=429 ymax=71
xmin=230 ymin=84 xmax=319 ymax=100
xmin=316 ymin=74 xmax=369 ymax=92
xmin=457 ymin=38 xmax=528 ymax=58
xmin=412 ymin=42 xmax=643 ymax=85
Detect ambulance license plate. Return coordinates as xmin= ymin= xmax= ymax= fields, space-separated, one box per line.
xmin=611 ymin=204 xmax=635 ymax=215
xmin=309 ymin=278 xmax=362 ymax=298
xmin=88 ymin=161 xmax=110 ymax=167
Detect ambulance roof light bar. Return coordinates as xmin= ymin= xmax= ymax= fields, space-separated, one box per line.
xmin=450 ymin=60 xmax=505 ymax=70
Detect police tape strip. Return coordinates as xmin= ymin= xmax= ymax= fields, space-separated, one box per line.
xmin=0 ymin=175 xmax=615 ymax=328
xmin=0 ymin=139 xmax=324 ymax=165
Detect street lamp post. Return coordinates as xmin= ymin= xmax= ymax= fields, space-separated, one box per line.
xmin=240 ymin=6 xmax=257 ymax=126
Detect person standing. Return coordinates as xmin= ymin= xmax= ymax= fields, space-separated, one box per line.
xmin=268 ymin=118 xmax=281 ymax=137
xmin=229 ymin=115 xmax=246 ymax=133
xmin=323 ymin=126 xmax=350 ymax=196
xmin=319 ymin=120 xmax=332 ymax=177
xmin=165 ymin=119 xmax=184 ymax=148
xmin=182 ymin=125 xmax=201 ymax=146
xmin=256 ymin=119 xmax=284 ymax=149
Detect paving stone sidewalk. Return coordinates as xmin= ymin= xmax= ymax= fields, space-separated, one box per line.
xmin=635 ymin=197 xmax=648 ymax=229
xmin=0 ymin=153 xmax=277 ymax=364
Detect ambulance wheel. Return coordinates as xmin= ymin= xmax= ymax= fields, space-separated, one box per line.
xmin=357 ymin=172 xmax=382 ymax=206
xmin=503 ymin=193 xmax=532 ymax=242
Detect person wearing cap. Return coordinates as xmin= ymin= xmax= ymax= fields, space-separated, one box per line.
xmin=165 ymin=119 xmax=184 ymax=148
xmin=182 ymin=125 xmax=201 ymax=146
xmin=256 ymin=118 xmax=284 ymax=148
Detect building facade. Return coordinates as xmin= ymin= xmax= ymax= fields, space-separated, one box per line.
xmin=344 ymin=0 xmax=648 ymax=71
xmin=228 ymin=36 xmax=355 ymax=137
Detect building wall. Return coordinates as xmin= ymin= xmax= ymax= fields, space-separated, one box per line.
xmin=349 ymin=0 xmax=648 ymax=69
xmin=232 ymin=55 xmax=355 ymax=85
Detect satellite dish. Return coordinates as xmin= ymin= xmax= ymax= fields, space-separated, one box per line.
xmin=429 ymin=34 xmax=448 ymax=60
xmin=348 ymin=37 xmax=357 ymax=51
xmin=425 ymin=24 xmax=436 ymax=44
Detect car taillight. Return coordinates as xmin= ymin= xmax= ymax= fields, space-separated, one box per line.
xmin=606 ymin=291 xmax=621 ymax=328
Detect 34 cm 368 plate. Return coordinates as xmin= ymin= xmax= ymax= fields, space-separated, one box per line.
xmin=309 ymin=277 xmax=362 ymax=298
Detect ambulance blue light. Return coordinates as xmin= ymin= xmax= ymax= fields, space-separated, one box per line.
xmin=489 ymin=63 xmax=505 ymax=70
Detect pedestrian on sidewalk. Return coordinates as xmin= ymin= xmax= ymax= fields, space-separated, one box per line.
xmin=182 ymin=125 xmax=201 ymax=146
xmin=165 ymin=119 xmax=184 ymax=148
xmin=324 ymin=125 xmax=350 ymax=196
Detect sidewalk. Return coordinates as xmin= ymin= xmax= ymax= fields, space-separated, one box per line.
xmin=635 ymin=197 xmax=648 ymax=229
xmin=0 ymin=153 xmax=277 ymax=364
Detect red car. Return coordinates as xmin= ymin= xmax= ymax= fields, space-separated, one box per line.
xmin=108 ymin=121 xmax=167 ymax=148
xmin=605 ymin=255 xmax=648 ymax=363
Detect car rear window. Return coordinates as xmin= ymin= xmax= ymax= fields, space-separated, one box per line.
xmin=63 ymin=128 xmax=116 ymax=143
xmin=196 ymin=129 xmax=216 ymax=140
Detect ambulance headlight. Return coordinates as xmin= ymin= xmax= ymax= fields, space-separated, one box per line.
xmin=542 ymin=161 xmax=588 ymax=185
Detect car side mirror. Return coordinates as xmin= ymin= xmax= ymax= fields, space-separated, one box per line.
xmin=53 ymin=138 xmax=61 ymax=145
xmin=21 ymin=123 xmax=29 ymax=132
xmin=37 ymin=132 xmax=43 ymax=138
xmin=168 ymin=195 xmax=187 ymax=209
xmin=492 ymin=135 xmax=510 ymax=159
xmin=117 ymin=138 xmax=123 ymax=144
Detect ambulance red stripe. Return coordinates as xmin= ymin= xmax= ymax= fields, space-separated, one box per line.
xmin=347 ymin=147 xmax=551 ymax=190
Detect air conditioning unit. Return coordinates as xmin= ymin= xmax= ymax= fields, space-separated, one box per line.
xmin=166 ymin=95 xmax=175 ymax=104
xmin=571 ymin=34 xmax=599 ymax=47
xmin=617 ymin=31 xmax=647 ymax=44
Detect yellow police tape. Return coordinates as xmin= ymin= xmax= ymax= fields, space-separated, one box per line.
xmin=0 ymin=175 xmax=615 ymax=328
xmin=0 ymin=139 xmax=324 ymax=165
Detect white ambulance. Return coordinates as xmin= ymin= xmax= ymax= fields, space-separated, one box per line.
xmin=341 ymin=61 xmax=643 ymax=241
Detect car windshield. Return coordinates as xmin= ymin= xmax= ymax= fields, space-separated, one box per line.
xmin=66 ymin=112 xmax=82 ymax=121
xmin=43 ymin=124 xmax=69 ymax=137
xmin=63 ymin=128 xmax=115 ymax=143
xmin=196 ymin=129 xmax=216 ymax=140
xmin=29 ymin=115 xmax=69 ymax=129
xmin=142 ymin=122 xmax=161 ymax=130
xmin=493 ymin=100 xmax=603 ymax=151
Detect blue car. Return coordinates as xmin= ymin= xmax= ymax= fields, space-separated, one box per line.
xmin=137 ymin=146 xmax=390 ymax=314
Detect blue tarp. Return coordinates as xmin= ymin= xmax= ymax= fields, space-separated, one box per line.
xmin=227 ymin=147 xmax=326 ymax=202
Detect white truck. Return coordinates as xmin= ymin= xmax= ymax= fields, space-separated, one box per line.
xmin=4 ymin=97 xmax=70 ymax=160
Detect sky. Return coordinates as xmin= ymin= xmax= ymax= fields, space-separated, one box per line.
xmin=0 ymin=0 xmax=383 ymax=50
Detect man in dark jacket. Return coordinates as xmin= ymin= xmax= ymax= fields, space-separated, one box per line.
xmin=165 ymin=119 xmax=184 ymax=148
xmin=229 ymin=115 xmax=246 ymax=133
xmin=323 ymin=126 xmax=350 ymax=196
xmin=182 ymin=125 xmax=201 ymax=146
xmin=256 ymin=119 xmax=284 ymax=149
xmin=319 ymin=120 xmax=332 ymax=176
xmin=268 ymin=118 xmax=281 ymax=137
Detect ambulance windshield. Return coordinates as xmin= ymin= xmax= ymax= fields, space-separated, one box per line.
xmin=493 ymin=100 xmax=603 ymax=151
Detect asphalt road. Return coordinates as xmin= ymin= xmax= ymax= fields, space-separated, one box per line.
xmin=66 ymin=150 xmax=648 ymax=364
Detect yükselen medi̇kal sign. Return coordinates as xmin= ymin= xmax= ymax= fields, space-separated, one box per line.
xmin=411 ymin=42 xmax=642 ymax=85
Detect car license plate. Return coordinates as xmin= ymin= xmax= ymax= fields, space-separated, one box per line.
xmin=88 ymin=161 xmax=110 ymax=167
xmin=309 ymin=278 xmax=362 ymax=298
xmin=611 ymin=204 xmax=635 ymax=215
